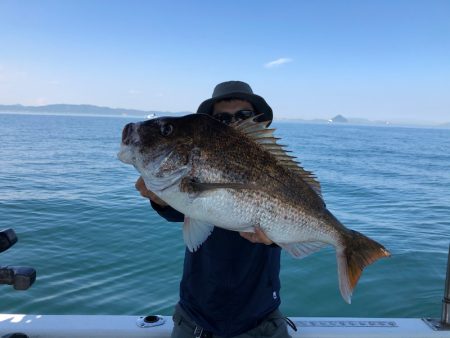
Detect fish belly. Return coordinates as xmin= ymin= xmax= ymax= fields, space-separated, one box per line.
xmin=159 ymin=187 xmax=255 ymax=232
xmin=160 ymin=186 xmax=337 ymax=245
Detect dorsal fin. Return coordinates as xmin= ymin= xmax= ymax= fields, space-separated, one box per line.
xmin=232 ymin=116 xmax=322 ymax=197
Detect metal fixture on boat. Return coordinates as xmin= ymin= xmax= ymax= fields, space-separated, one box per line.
xmin=136 ymin=315 xmax=166 ymax=328
xmin=424 ymin=244 xmax=450 ymax=331
xmin=0 ymin=228 xmax=36 ymax=290
xmin=442 ymin=244 xmax=450 ymax=327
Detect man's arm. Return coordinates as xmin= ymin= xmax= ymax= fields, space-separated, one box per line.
xmin=135 ymin=177 xmax=184 ymax=223
xmin=240 ymin=227 xmax=274 ymax=245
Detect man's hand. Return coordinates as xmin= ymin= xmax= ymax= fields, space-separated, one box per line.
xmin=135 ymin=176 xmax=168 ymax=207
xmin=240 ymin=227 xmax=273 ymax=245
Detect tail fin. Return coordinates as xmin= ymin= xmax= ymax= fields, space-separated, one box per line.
xmin=336 ymin=230 xmax=390 ymax=303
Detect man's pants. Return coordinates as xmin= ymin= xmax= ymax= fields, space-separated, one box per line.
xmin=170 ymin=304 xmax=292 ymax=338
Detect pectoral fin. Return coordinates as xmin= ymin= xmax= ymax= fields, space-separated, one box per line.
xmin=183 ymin=217 xmax=214 ymax=252
xmin=180 ymin=177 xmax=255 ymax=193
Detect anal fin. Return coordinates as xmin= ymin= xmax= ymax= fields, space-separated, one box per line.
xmin=279 ymin=241 xmax=328 ymax=259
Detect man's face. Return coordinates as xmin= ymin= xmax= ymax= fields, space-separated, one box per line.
xmin=212 ymin=99 xmax=255 ymax=125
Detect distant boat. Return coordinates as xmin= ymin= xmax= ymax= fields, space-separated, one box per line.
xmin=147 ymin=113 xmax=157 ymax=119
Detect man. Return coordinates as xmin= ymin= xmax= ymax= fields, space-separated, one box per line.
xmin=136 ymin=81 xmax=293 ymax=338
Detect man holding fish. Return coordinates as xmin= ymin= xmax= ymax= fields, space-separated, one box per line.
xmin=135 ymin=81 xmax=293 ymax=337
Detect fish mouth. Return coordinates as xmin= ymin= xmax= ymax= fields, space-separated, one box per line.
xmin=117 ymin=143 xmax=135 ymax=164
xmin=118 ymin=122 xmax=140 ymax=164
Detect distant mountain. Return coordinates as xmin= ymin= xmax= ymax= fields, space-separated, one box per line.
xmin=330 ymin=114 xmax=348 ymax=123
xmin=2 ymin=104 xmax=448 ymax=128
xmin=0 ymin=104 xmax=189 ymax=117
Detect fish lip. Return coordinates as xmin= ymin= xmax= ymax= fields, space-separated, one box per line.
xmin=117 ymin=143 xmax=137 ymax=164
xmin=118 ymin=122 xmax=142 ymax=164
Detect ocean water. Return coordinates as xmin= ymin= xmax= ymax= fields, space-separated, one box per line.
xmin=1 ymin=113 xmax=449 ymax=319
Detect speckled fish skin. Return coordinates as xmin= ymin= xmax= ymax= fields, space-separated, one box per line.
xmin=118 ymin=113 xmax=390 ymax=303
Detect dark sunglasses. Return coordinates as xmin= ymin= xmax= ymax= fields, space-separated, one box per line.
xmin=211 ymin=110 xmax=255 ymax=124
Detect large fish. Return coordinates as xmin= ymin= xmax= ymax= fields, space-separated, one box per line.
xmin=118 ymin=114 xmax=390 ymax=303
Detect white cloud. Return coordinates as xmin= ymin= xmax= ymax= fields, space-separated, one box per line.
xmin=128 ymin=89 xmax=141 ymax=95
xmin=264 ymin=57 xmax=293 ymax=68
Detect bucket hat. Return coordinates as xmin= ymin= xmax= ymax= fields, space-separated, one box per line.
xmin=196 ymin=81 xmax=273 ymax=125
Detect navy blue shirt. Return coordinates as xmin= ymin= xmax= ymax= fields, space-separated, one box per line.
xmin=151 ymin=201 xmax=281 ymax=337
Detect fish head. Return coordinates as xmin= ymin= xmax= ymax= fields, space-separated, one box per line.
xmin=118 ymin=115 xmax=212 ymax=192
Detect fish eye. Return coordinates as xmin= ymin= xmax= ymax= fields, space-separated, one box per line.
xmin=160 ymin=123 xmax=174 ymax=136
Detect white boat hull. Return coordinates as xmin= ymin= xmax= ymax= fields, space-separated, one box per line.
xmin=1 ymin=314 xmax=449 ymax=337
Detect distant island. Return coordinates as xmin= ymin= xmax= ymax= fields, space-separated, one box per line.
xmin=0 ymin=104 xmax=188 ymax=118
xmin=277 ymin=114 xmax=450 ymax=128
xmin=0 ymin=104 xmax=448 ymax=128
xmin=276 ymin=114 xmax=392 ymax=125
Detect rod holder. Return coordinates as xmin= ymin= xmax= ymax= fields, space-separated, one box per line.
xmin=423 ymin=244 xmax=450 ymax=330
xmin=442 ymin=244 xmax=450 ymax=327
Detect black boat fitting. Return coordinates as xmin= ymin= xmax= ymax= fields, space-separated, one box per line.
xmin=0 ymin=229 xmax=36 ymax=290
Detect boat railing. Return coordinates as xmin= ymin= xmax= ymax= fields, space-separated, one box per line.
xmin=1 ymin=232 xmax=450 ymax=336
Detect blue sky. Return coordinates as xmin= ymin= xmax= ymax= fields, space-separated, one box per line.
xmin=1 ymin=0 xmax=449 ymax=122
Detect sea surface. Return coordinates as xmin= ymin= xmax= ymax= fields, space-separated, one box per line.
xmin=1 ymin=113 xmax=449 ymax=319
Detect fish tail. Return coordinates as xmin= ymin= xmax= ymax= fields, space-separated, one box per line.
xmin=336 ymin=230 xmax=390 ymax=303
